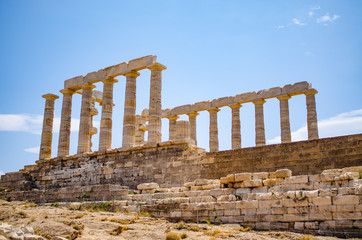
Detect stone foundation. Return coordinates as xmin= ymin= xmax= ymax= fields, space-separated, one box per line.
xmin=2 ymin=165 xmax=361 ymax=238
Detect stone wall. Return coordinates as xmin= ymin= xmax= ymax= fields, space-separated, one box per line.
xmin=0 ymin=134 xmax=361 ymax=192
xmin=2 ymin=166 xmax=361 ymax=237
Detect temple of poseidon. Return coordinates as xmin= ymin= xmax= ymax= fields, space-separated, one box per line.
xmin=1 ymin=56 xmax=361 ymax=237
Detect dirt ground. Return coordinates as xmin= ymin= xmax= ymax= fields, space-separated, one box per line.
xmin=0 ymin=200 xmax=357 ymax=240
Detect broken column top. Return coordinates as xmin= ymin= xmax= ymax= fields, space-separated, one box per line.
xmin=64 ymin=55 xmax=158 ymax=90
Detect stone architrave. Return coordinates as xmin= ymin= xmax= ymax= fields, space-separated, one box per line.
xmin=39 ymin=93 xmax=59 ymax=159
xmin=148 ymin=63 xmax=166 ymax=143
xmin=167 ymin=115 xmax=179 ymax=140
xmin=99 ymin=77 xmax=117 ymax=151
xmin=207 ymin=108 xmax=220 ymax=152
xmin=77 ymin=83 xmax=96 ymax=154
xmin=305 ymin=89 xmax=319 ymax=140
xmin=57 ymin=89 xmax=75 ymax=157
xmin=122 ymin=71 xmax=140 ymax=147
xmin=187 ymin=112 xmax=199 ymax=145
xmin=253 ymin=99 xmax=266 ymax=146
xmin=277 ymin=95 xmax=292 ymax=143
xmin=229 ymin=103 xmax=242 ymax=149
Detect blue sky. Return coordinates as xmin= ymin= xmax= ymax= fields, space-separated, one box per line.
xmin=0 ymin=0 xmax=361 ymax=175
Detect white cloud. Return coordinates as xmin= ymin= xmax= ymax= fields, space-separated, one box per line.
xmin=0 ymin=114 xmax=85 ymax=134
xmin=292 ymin=18 xmax=306 ymax=26
xmin=267 ymin=109 xmax=362 ymax=144
xmin=317 ymin=14 xmax=340 ymax=24
xmin=0 ymin=170 xmax=4 ymax=176
xmin=277 ymin=25 xmax=285 ymax=29
xmin=24 ymin=146 xmax=40 ymax=154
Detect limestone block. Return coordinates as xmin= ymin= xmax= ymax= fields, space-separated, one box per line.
xmin=257 ymin=87 xmax=282 ymax=99
xmin=337 ymin=187 xmax=356 ymax=195
xmin=202 ymin=184 xmax=220 ymax=190
xmin=320 ymin=173 xmax=336 ymax=182
xmin=342 ymin=166 xmax=362 ymax=173
xmin=137 ymin=182 xmax=159 ymax=190
xmin=318 ymin=188 xmax=338 ymax=197
xmin=270 ymin=169 xmax=292 ymax=179
xmin=256 ymin=192 xmax=282 ymax=200
xmin=84 ymin=69 xmax=106 ymax=83
xmin=235 ymin=173 xmax=252 ymax=182
xmin=353 ymin=220 xmax=362 ymax=228
xmin=308 ymin=174 xmax=321 ymax=182
xmin=252 ymin=172 xmax=269 ymax=180
xmin=263 ymin=178 xmax=282 ymax=187
xmin=284 ymin=213 xmax=309 ymax=222
xmin=303 ymin=190 xmax=318 ymax=198
xmin=214 ymin=202 xmax=236 ymax=210
xmin=235 ymin=188 xmax=251 ymax=196
xmin=283 ymin=198 xmax=309 ymax=207
xmin=243 ymin=180 xmax=262 ymax=188
xmin=294 ymin=222 xmax=304 ymax=230
xmin=170 ymin=104 xmax=191 ymax=115
xmin=217 ymin=195 xmax=236 ymax=202
xmin=194 ymin=202 xmax=215 ymax=210
xmin=258 ymin=200 xmax=282 ymax=208
xmin=170 ymin=211 xmax=182 ymax=218
xmin=220 ymin=174 xmax=235 ymax=184
xmin=284 ymin=175 xmax=309 ymax=184
xmin=190 ymin=186 xmax=203 ymax=191
xmin=311 ymin=196 xmax=332 ymax=206
xmin=333 ymin=195 xmax=359 ymax=205
xmin=191 ymin=101 xmax=211 ymax=112
xmin=305 ymin=221 xmax=319 ymax=230
xmin=336 ymin=204 xmax=355 ymax=212
xmin=251 ymin=187 xmax=268 ymax=193
xmin=234 ymin=91 xmax=257 ymax=103
xmin=183 ymin=182 xmax=195 ymax=188
xmin=282 ymin=81 xmax=310 ymax=95
xmin=64 ymin=75 xmax=84 ymax=89
xmin=319 ymin=220 xmax=336 ymax=229
xmin=194 ymin=179 xmax=210 ymax=186
xmin=333 ymin=212 xmax=362 ymax=220
xmin=128 ymin=55 xmax=157 ymax=70
xmin=224 ymin=209 xmax=241 ymax=216
xmin=236 ymin=200 xmax=258 ymax=209
xmin=337 ymin=172 xmax=359 ymax=181
xmin=271 ymin=207 xmax=286 ymax=215
xmin=309 ymin=212 xmax=333 ymax=221
xmin=211 ymin=96 xmax=234 ymax=108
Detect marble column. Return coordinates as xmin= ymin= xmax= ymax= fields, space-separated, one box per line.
xmin=229 ymin=103 xmax=242 ymax=149
xmin=305 ymin=89 xmax=319 ymax=140
xmin=167 ymin=115 xmax=179 ymax=140
xmin=176 ymin=120 xmax=191 ymax=140
xmin=122 ymin=71 xmax=140 ymax=147
xmin=99 ymin=77 xmax=118 ymax=151
xmin=77 ymin=83 xmax=95 ymax=154
xmin=57 ymin=89 xmax=75 ymax=157
xmin=148 ymin=63 xmax=166 ymax=143
xmin=39 ymin=93 xmax=59 ymax=159
xmin=277 ymin=95 xmax=292 ymax=143
xmin=253 ymin=99 xmax=266 ymax=146
xmin=207 ymin=108 xmax=220 ymax=152
xmin=187 ymin=112 xmax=199 ymax=145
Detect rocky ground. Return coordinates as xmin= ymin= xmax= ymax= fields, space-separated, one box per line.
xmin=0 ymin=200 xmax=358 ymax=240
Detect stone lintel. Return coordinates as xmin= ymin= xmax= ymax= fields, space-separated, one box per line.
xmin=171 ymin=104 xmax=192 ymax=116
xmin=305 ymin=89 xmax=318 ymax=95
xmin=211 ymin=96 xmax=234 ymax=108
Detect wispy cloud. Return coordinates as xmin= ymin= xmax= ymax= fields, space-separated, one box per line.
xmin=0 ymin=170 xmax=4 ymax=176
xmin=267 ymin=109 xmax=362 ymax=144
xmin=292 ymin=18 xmax=306 ymax=26
xmin=24 ymin=146 xmax=40 ymax=154
xmin=316 ymin=14 xmax=340 ymax=25
xmin=0 ymin=114 xmax=95 ymax=134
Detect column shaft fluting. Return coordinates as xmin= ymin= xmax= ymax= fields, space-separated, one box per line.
xmin=168 ymin=115 xmax=179 ymax=140
xmin=187 ymin=112 xmax=199 ymax=145
xmin=57 ymin=89 xmax=75 ymax=157
xmin=122 ymin=71 xmax=139 ymax=147
xmin=148 ymin=63 xmax=166 ymax=143
xmin=208 ymin=108 xmax=220 ymax=152
xmin=229 ymin=104 xmax=242 ymax=149
xmin=77 ymin=84 xmax=95 ymax=154
xmin=253 ymin=99 xmax=266 ymax=146
xmin=305 ymin=90 xmax=319 ymax=140
xmin=99 ymin=77 xmax=117 ymax=151
xmin=39 ymin=94 xmax=59 ymax=159
xmin=277 ymin=95 xmax=292 ymax=143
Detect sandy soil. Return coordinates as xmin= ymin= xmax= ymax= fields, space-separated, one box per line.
xmin=0 ymin=200 xmax=354 ymax=240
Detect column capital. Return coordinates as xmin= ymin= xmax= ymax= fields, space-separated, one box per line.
xmin=252 ymin=99 xmax=266 ymax=105
xmin=187 ymin=111 xmax=199 ymax=117
xmin=277 ymin=94 xmax=291 ymax=101
xmin=124 ymin=70 xmax=140 ymax=78
xmin=229 ymin=103 xmax=242 ymax=109
xmin=59 ymin=89 xmax=76 ymax=95
xmin=148 ymin=62 xmax=167 ymax=71
xmin=81 ymin=83 xmax=96 ymax=90
xmin=167 ymin=115 xmax=179 ymax=121
xmin=304 ymin=89 xmax=318 ymax=96
xmin=207 ymin=108 xmax=220 ymax=113
xmin=42 ymin=93 xmax=59 ymax=100
xmin=102 ymin=77 xmax=118 ymax=83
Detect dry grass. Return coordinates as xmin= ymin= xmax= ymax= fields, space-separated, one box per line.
xmin=165 ymin=232 xmax=181 ymax=240
xmin=299 ymin=235 xmax=316 ymax=240
xmin=108 ymin=225 xmax=129 ymax=236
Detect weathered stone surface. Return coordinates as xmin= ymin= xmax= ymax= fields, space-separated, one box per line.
xmin=137 ymin=182 xmax=159 ymax=190
xmin=270 ymin=169 xmax=292 ymax=179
